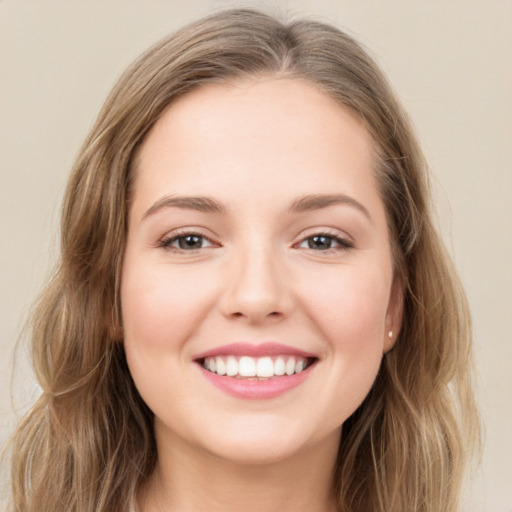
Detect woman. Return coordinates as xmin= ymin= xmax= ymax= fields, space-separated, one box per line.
xmin=8 ymin=8 xmax=479 ymax=512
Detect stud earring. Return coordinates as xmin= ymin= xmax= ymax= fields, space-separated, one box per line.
xmin=388 ymin=330 xmax=393 ymax=339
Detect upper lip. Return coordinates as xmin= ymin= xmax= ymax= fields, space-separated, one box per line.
xmin=193 ymin=342 xmax=318 ymax=360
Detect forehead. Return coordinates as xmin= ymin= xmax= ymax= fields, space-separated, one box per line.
xmin=138 ymin=77 xmax=373 ymax=159
xmin=131 ymin=78 xmax=381 ymax=219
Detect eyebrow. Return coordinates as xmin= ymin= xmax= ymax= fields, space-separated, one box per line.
xmin=143 ymin=193 xmax=371 ymax=221
xmin=143 ymin=195 xmax=226 ymax=219
xmin=289 ymin=193 xmax=371 ymax=220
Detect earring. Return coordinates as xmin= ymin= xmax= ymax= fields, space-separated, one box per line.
xmin=388 ymin=330 xmax=393 ymax=339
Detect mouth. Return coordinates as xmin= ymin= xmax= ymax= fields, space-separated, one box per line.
xmin=198 ymin=355 xmax=317 ymax=379
xmin=193 ymin=342 xmax=318 ymax=399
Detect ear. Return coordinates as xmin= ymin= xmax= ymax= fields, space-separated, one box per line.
xmin=383 ymin=275 xmax=404 ymax=353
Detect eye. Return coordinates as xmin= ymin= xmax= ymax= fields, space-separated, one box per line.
xmin=297 ymin=233 xmax=353 ymax=251
xmin=159 ymin=233 xmax=216 ymax=251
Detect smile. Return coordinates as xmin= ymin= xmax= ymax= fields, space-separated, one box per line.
xmin=201 ymin=355 xmax=314 ymax=378
xmin=194 ymin=343 xmax=318 ymax=399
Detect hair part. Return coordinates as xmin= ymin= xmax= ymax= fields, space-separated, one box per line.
xmin=8 ymin=8 xmax=479 ymax=512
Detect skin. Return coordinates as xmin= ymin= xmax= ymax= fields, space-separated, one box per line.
xmin=121 ymin=77 xmax=402 ymax=511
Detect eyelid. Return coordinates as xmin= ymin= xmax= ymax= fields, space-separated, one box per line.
xmin=158 ymin=227 xmax=221 ymax=251
xmin=293 ymin=228 xmax=354 ymax=251
xmin=295 ymin=227 xmax=353 ymax=243
xmin=156 ymin=226 xmax=353 ymax=252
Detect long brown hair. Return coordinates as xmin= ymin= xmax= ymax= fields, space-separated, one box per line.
xmin=8 ymin=9 xmax=479 ymax=511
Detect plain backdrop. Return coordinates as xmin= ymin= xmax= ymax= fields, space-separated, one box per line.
xmin=1 ymin=1 xmax=511 ymax=510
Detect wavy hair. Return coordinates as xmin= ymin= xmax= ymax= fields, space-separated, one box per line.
xmin=7 ymin=8 xmax=479 ymax=512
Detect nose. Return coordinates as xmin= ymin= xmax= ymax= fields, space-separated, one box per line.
xmin=219 ymin=244 xmax=293 ymax=324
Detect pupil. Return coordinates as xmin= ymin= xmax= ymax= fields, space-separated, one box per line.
xmin=179 ymin=235 xmax=202 ymax=249
xmin=309 ymin=235 xmax=331 ymax=250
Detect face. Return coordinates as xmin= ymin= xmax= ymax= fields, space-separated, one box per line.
xmin=121 ymin=78 xmax=402 ymax=465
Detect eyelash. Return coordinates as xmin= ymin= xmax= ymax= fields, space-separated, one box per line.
xmin=295 ymin=232 xmax=353 ymax=252
xmin=158 ymin=231 xmax=217 ymax=252
xmin=158 ymin=231 xmax=353 ymax=253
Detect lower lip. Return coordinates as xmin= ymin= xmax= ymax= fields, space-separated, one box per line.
xmin=197 ymin=363 xmax=315 ymax=399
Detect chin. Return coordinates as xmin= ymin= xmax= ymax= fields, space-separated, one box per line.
xmin=193 ymin=417 xmax=338 ymax=467
xmin=205 ymin=437 xmax=308 ymax=466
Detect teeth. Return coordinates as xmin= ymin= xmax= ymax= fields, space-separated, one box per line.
xmin=274 ymin=357 xmax=285 ymax=376
xmin=256 ymin=357 xmax=274 ymax=378
xmin=226 ymin=356 xmax=238 ymax=377
xmin=216 ymin=357 xmax=226 ymax=376
xmin=239 ymin=356 xmax=256 ymax=377
xmin=202 ymin=355 xmax=311 ymax=378
xmin=285 ymin=357 xmax=296 ymax=376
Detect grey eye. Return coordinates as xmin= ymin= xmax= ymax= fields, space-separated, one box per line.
xmin=307 ymin=235 xmax=335 ymax=250
xmin=297 ymin=234 xmax=352 ymax=251
xmin=177 ymin=235 xmax=205 ymax=250
xmin=162 ymin=233 xmax=215 ymax=251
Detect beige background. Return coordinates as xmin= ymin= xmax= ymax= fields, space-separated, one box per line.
xmin=1 ymin=1 xmax=511 ymax=510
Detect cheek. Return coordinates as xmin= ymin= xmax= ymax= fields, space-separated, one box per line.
xmin=120 ymin=257 xmax=221 ymax=419
xmin=120 ymin=257 xmax=218 ymax=354
xmin=304 ymin=265 xmax=389 ymax=342
xmin=300 ymin=267 xmax=390 ymax=423
xmin=297 ymin=263 xmax=390 ymax=394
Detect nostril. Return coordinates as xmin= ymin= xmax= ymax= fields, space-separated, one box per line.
xmin=229 ymin=310 xmax=283 ymax=321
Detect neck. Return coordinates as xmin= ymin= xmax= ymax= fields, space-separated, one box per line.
xmin=138 ymin=427 xmax=341 ymax=512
